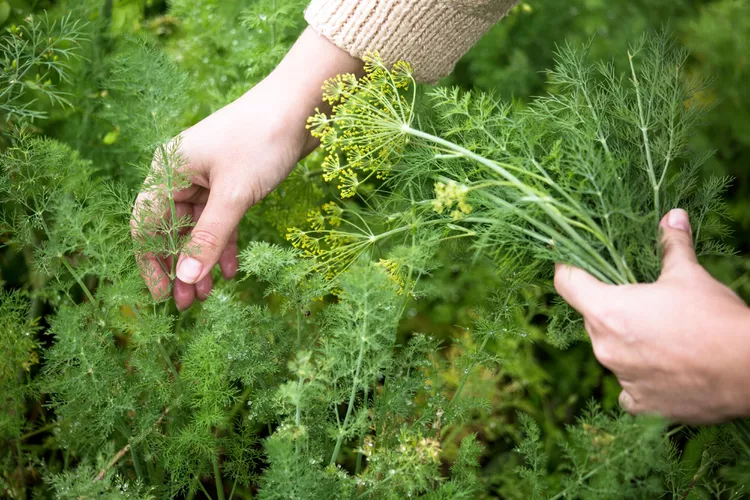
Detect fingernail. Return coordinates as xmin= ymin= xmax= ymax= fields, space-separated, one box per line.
xmin=177 ymin=257 xmax=202 ymax=284
xmin=667 ymin=208 xmax=691 ymax=232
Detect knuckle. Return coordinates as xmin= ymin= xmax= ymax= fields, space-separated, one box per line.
xmin=213 ymin=170 xmax=257 ymax=208
xmin=620 ymin=395 xmax=641 ymax=415
xmin=227 ymin=183 xmax=253 ymax=207
xmin=189 ymin=229 xmax=222 ymax=254
xmin=553 ymin=269 xmax=568 ymax=296
xmin=151 ymin=144 xmax=168 ymax=167
xmin=151 ymin=138 xmax=181 ymax=170
xmin=591 ymin=340 xmax=618 ymax=368
xmin=239 ymin=175 xmax=263 ymax=207
xmin=627 ymin=399 xmax=646 ymax=416
xmin=594 ymin=305 xmax=627 ymax=335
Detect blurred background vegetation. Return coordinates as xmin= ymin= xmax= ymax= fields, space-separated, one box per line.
xmin=1 ymin=0 xmax=748 ymax=497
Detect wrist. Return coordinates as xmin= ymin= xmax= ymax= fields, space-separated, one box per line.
xmin=265 ymin=26 xmax=364 ymax=156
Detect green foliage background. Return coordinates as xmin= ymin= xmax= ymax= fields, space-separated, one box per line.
xmin=0 ymin=0 xmax=749 ymax=498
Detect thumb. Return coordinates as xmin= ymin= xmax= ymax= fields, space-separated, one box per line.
xmin=658 ymin=208 xmax=697 ymax=277
xmin=553 ymin=263 xmax=612 ymax=316
xmin=176 ymin=182 xmax=248 ymax=284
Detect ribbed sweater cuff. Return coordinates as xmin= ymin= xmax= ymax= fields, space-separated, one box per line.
xmin=305 ymin=0 xmax=516 ymax=83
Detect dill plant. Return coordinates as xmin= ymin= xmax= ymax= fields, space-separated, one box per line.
xmin=2 ymin=3 xmax=750 ymax=499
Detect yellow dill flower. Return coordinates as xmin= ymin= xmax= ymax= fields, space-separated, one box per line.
xmin=311 ymin=53 xmax=417 ymax=192
xmin=432 ymin=180 xmax=472 ymax=216
xmin=391 ymin=60 xmax=414 ymax=88
xmin=306 ymin=208 xmax=325 ymax=231
xmin=377 ymin=258 xmax=405 ymax=294
xmin=286 ymin=228 xmax=321 ymax=256
xmin=306 ymin=108 xmax=330 ymax=138
xmin=362 ymin=51 xmax=387 ymax=80
xmin=337 ymin=168 xmax=359 ymax=198
xmin=321 ymin=153 xmax=343 ymax=182
xmin=321 ymin=73 xmax=358 ymax=105
xmin=322 ymin=201 xmax=343 ymax=227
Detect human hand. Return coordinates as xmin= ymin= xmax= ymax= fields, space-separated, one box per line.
xmin=554 ymin=209 xmax=750 ymax=424
xmin=132 ymin=27 xmax=362 ymax=310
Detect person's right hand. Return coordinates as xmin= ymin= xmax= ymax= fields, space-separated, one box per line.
xmin=132 ymin=27 xmax=363 ymax=310
xmin=554 ymin=209 xmax=750 ymax=424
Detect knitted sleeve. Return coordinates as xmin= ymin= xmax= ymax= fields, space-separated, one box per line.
xmin=304 ymin=0 xmax=518 ymax=83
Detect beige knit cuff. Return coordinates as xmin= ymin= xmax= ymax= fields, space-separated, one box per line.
xmin=305 ymin=0 xmax=516 ymax=83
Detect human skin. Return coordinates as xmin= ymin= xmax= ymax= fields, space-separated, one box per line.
xmin=132 ymin=27 xmax=363 ymax=310
xmin=554 ymin=208 xmax=750 ymax=424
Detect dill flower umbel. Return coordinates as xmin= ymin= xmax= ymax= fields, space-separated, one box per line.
xmin=306 ymin=53 xmax=416 ymax=198
xmin=432 ymin=180 xmax=472 ymax=219
xmin=377 ymin=258 xmax=406 ymax=294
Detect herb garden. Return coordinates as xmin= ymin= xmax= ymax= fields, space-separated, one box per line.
xmin=2 ymin=0 xmax=750 ymax=498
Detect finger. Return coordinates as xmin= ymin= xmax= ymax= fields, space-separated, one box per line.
xmin=554 ymin=263 xmax=612 ymax=317
xmin=138 ymin=252 xmax=171 ymax=300
xmin=658 ymin=208 xmax=697 ymax=278
xmin=173 ymin=185 xmax=209 ymax=205
xmin=175 ymin=202 xmax=193 ymax=237
xmin=132 ymin=191 xmax=170 ymax=298
xmin=195 ymin=273 xmax=214 ymax=302
xmin=176 ymin=178 xmax=251 ymax=284
xmin=173 ymin=278 xmax=196 ymax=311
xmin=193 ymin=203 xmax=238 ymax=280
xmin=219 ymin=227 xmax=239 ymax=280
xmin=619 ymin=390 xmax=637 ymax=415
xmin=132 ymin=142 xmax=203 ymax=298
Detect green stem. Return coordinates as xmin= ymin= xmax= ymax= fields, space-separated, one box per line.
xmin=16 ymin=439 xmax=25 ymax=498
xmin=228 ymin=477 xmax=238 ymax=500
xmin=449 ymin=295 xmax=512 ymax=408
xmin=130 ymin=441 xmax=144 ymax=480
xmin=152 ymin=142 xmax=180 ymax=291
xmin=157 ymin=341 xmax=181 ymax=385
xmin=40 ymin=217 xmax=99 ymax=304
xmin=101 ymin=0 xmax=113 ymax=28
xmin=295 ymin=308 xmax=304 ymax=455
xmin=628 ymin=52 xmax=660 ymax=221
xmin=197 ymin=477 xmax=213 ymax=499
xmin=403 ymin=126 xmax=630 ymax=284
xmin=213 ymin=457 xmax=225 ymax=500
xmin=60 ymin=257 xmax=97 ymax=304
xmin=187 ymin=465 xmax=204 ymax=500
xmin=227 ymin=386 xmax=253 ymax=423
xmin=355 ymin=384 xmax=368 ymax=475
xmin=486 ymin=193 xmax=627 ymax=284
xmin=17 ymin=423 xmax=56 ymax=441
xmin=330 ymin=291 xmax=369 ymax=466
xmin=449 ymin=335 xmax=490 ymax=407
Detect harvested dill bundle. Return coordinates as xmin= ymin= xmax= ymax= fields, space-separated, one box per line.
xmin=301 ymin=34 xmax=731 ymax=290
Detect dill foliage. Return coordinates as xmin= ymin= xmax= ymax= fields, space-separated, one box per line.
xmin=305 ymin=36 xmax=730 ymax=286
xmin=0 ymin=12 xmax=85 ymax=123
xmin=1 ymin=2 xmax=749 ymax=499
xmin=301 ymin=35 xmax=732 ymax=346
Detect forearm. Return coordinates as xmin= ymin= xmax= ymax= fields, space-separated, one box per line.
xmin=305 ymin=0 xmax=518 ymax=83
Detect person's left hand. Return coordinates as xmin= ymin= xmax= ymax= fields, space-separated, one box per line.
xmin=554 ymin=208 xmax=750 ymax=424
